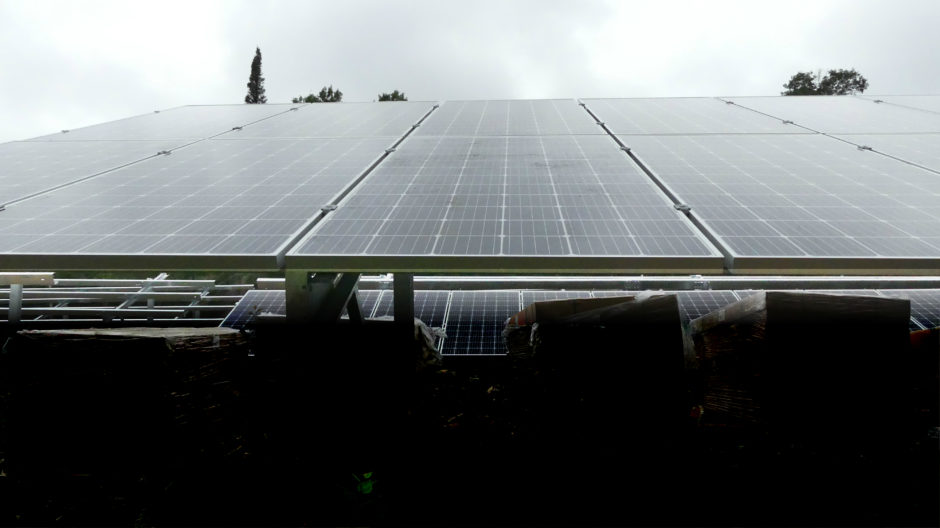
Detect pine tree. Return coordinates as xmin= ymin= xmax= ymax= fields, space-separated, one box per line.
xmin=244 ymin=47 xmax=267 ymax=104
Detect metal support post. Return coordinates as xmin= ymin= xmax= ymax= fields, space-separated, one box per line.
xmin=345 ymin=289 xmax=363 ymax=324
xmin=393 ymin=272 xmax=414 ymax=326
xmin=285 ymin=270 xmax=361 ymax=324
xmin=8 ymin=283 xmax=22 ymax=324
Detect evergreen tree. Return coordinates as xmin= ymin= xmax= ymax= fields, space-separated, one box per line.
xmin=244 ymin=47 xmax=267 ymax=104
xmin=782 ymin=68 xmax=869 ymax=96
xmin=377 ymin=90 xmax=407 ymax=101
xmin=292 ymin=85 xmax=343 ymax=103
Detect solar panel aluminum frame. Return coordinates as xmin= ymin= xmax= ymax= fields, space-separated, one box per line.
xmin=627 ymin=149 xmax=940 ymax=276
xmin=283 ymin=253 xmax=725 ymax=274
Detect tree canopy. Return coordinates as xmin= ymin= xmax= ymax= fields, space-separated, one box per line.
xmin=782 ymin=69 xmax=869 ymax=96
xmin=377 ymin=90 xmax=407 ymax=101
xmin=292 ymin=86 xmax=343 ymax=103
xmin=244 ymin=47 xmax=267 ymax=104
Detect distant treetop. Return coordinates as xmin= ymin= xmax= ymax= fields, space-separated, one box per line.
xmin=293 ymin=86 xmax=343 ymax=103
xmin=244 ymin=47 xmax=267 ymax=104
xmin=782 ymin=69 xmax=869 ymax=96
xmin=378 ymin=90 xmax=407 ymax=101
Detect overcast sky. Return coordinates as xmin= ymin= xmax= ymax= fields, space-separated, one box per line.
xmin=1 ymin=0 xmax=938 ymax=143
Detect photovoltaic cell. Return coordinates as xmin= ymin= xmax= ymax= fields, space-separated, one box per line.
xmin=625 ymin=134 xmax=940 ymax=261
xmin=292 ymin=134 xmax=720 ymax=267
xmin=28 ymin=104 xmax=298 ymax=141
xmin=859 ymin=95 xmax=940 ymax=115
xmin=0 ymin=140 xmax=180 ymax=205
xmin=231 ymin=102 xmax=436 ymax=138
xmin=835 ymin=134 xmax=940 ymax=172
xmin=371 ymin=290 xmax=450 ymax=327
xmin=220 ymin=289 xmax=285 ymax=329
xmin=878 ymin=289 xmax=940 ymax=330
xmin=584 ymin=98 xmax=807 ymax=135
xmin=341 ymin=289 xmax=382 ymax=319
xmin=725 ymin=96 xmax=940 ymax=134
xmin=440 ymin=291 xmax=521 ymax=355
xmin=415 ymin=99 xmax=602 ymax=136
xmin=520 ymin=290 xmax=592 ymax=305
xmin=0 ymin=137 xmax=393 ymax=267
xmin=676 ymin=290 xmax=740 ymax=323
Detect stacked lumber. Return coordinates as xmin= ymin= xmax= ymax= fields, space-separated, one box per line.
xmin=688 ymin=291 xmax=911 ymax=438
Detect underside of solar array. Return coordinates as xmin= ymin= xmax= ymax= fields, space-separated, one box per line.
xmin=1 ymin=95 xmax=938 ymax=275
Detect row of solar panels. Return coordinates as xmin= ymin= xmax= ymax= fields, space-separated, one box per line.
xmin=220 ymin=288 xmax=940 ymax=354
xmin=1 ymin=96 xmax=938 ymax=275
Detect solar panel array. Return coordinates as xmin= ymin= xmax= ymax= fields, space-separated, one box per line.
xmin=2 ymin=96 xmax=939 ymax=276
xmin=0 ymin=102 xmax=433 ymax=269
xmin=222 ymin=287 xmax=940 ymax=354
xmin=624 ymin=134 xmax=940 ymax=262
xmin=289 ymin=99 xmax=722 ymax=273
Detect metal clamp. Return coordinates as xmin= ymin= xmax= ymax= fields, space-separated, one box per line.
xmin=673 ymin=203 xmax=691 ymax=213
xmin=873 ymin=99 xmax=883 ymax=103
xmin=782 ymin=120 xmax=793 ymax=124
xmin=232 ymin=126 xmax=243 ymax=131
xmin=154 ymin=110 xmax=161 ymax=113
xmin=412 ymin=123 xmax=421 ymax=129
xmin=595 ymin=121 xmax=605 ymax=126
xmin=432 ymin=104 xmax=440 ymax=109
xmin=321 ymin=204 xmax=338 ymax=213
xmin=578 ymin=101 xmax=586 ymax=107
xmin=61 ymin=130 xmax=69 ymax=134
xmin=620 ymin=146 xmax=632 ymax=152
xmin=857 ymin=145 xmax=873 ymax=151
xmin=385 ymin=147 xmax=396 ymax=153
xmin=157 ymin=150 xmax=172 ymax=156
xmin=725 ymin=100 xmax=735 ymax=105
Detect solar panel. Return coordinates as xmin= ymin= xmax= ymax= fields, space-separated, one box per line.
xmin=27 ymin=104 xmax=298 ymax=141
xmin=676 ymin=290 xmax=740 ymax=323
xmin=440 ymin=291 xmax=520 ymax=355
xmin=0 ymin=137 xmax=394 ymax=269
xmin=859 ymin=95 xmax=940 ymax=115
xmin=415 ymin=99 xmax=602 ymax=136
xmin=520 ymin=290 xmax=592 ymax=305
xmin=878 ymin=289 xmax=940 ymax=330
xmin=230 ymin=102 xmax=436 ymax=138
xmin=0 ymin=140 xmax=181 ymax=205
xmin=725 ymin=96 xmax=940 ymax=134
xmin=288 ymin=134 xmax=722 ymax=273
xmin=624 ymin=134 xmax=940 ymax=271
xmin=584 ymin=98 xmax=808 ymax=135
xmin=220 ymin=289 xmax=285 ymax=329
xmin=834 ymin=134 xmax=940 ymax=172
xmin=371 ymin=289 xmax=450 ymax=327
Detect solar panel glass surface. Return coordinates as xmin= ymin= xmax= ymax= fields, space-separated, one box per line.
xmin=220 ymin=289 xmax=286 ymax=329
xmin=0 ymin=140 xmax=180 ymax=205
xmin=878 ymin=289 xmax=940 ymax=330
xmin=0 ymin=137 xmax=393 ymax=267
xmin=835 ymin=134 xmax=940 ymax=172
xmin=291 ymin=134 xmax=720 ymax=268
xmin=584 ymin=98 xmax=807 ymax=135
xmin=27 ymin=105 xmax=298 ymax=141
xmin=859 ymin=95 xmax=940 ymax=114
xmin=231 ymin=102 xmax=436 ymax=138
xmin=625 ymin=134 xmax=940 ymax=262
xmin=725 ymin=96 xmax=940 ymax=134
xmin=415 ymin=99 xmax=601 ymax=136
xmin=440 ymin=290 xmax=520 ymax=355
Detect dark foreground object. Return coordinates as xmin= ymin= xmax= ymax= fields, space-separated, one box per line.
xmin=0 ymin=323 xmax=937 ymax=526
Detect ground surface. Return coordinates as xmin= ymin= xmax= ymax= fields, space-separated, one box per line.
xmin=0 ymin=327 xmax=937 ymax=526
